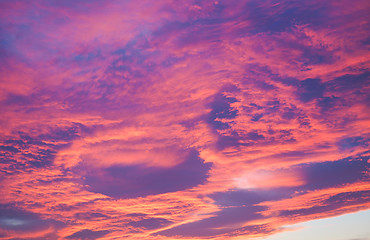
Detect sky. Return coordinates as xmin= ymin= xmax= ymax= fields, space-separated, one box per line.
xmin=0 ymin=0 xmax=369 ymax=239
xmin=262 ymin=209 xmax=370 ymax=240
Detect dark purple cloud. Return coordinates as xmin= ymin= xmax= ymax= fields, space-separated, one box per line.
xmin=327 ymin=72 xmax=370 ymax=93
xmin=0 ymin=124 xmax=89 ymax=173
xmin=0 ymin=205 xmax=64 ymax=233
xmin=80 ymin=149 xmax=212 ymax=198
xmin=209 ymin=189 xmax=288 ymax=208
xmin=156 ymin=205 xmax=266 ymax=237
xmin=337 ymin=137 xmax=369 ymax=151
xmin=279 ymin=190 xmax=370 ymax=218
xmin=74 ymin=212 xmax=108 ymax=221
xmin=128 ymin=218 xmax=172 ymax=230
xmin=297 ymin=78 xmax=325 ymax=102
xmin=207 ymin=92 xmax=238 ymax=130
xmin=298 ymin=152 xmax=370 ymax=190
xmin=66 ymin=229 xmax=110 ymax=240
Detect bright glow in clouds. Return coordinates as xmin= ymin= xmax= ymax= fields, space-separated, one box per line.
xmin=0 ymin=0 xmax=369 ymax=239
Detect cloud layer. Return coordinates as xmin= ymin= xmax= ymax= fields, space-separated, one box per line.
xmin=1 ymin=0 xmax=369 ymax=239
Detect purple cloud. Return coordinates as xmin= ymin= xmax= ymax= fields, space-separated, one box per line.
xmin=79 ymin=149 xmax=212 ymax=198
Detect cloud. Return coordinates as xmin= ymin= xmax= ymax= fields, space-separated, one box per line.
xmin=298 ymin=152 xmax=370 ymax=190
xmin=66 ymin=229 xmax=110 ymax=240
xmin=128 ymin=218 xmax=172 ymax=230
xmin=0 ymin=0 xmax=369 ymax=239
xmin=207 ymin=92 xmax=239 ymax=130
xmin=297 ymin=78 xmax=325 ymax=102
xmin=156 ymin=205 xmax=268 ymax=237
xmin=78 ymin=149 xmax=212 ymax=198
xmin=209 ymin=189 xmax=287 ymax=207
xmin=278 ymin=190 xmax=370 ymax=219
xmin=337 ymin=137 xmax=369 ymax=151
xmin=0 ymin=204 xmax=64 ymax=238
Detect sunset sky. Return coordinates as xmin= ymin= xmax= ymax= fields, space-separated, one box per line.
xmin=0 ymin=0 xmax=369 ymax=239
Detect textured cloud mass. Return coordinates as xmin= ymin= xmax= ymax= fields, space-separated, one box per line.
xmin=0 ymin=0 xmax=369 ymax=239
